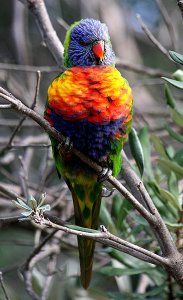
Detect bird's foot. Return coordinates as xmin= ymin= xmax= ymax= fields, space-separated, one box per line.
xmin=102 ymin=186 xmax=115 ymax=197
xmin=98 ymin=167 xmax=112 ymax=183
xmin=57 ymin=137 xmax=73 ymax=153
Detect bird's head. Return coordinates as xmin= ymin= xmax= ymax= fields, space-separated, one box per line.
xmin=63 ymin=19 xmax=115 ymax=68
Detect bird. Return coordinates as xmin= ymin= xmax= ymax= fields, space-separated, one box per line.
xmin=44 ymin=18 xmax=133 ymax=289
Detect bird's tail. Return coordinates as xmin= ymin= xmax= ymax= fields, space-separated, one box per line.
xmin=71 ymin=182 xmax=102 ymax=289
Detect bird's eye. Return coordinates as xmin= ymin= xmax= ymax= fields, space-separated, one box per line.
xmin=79 ymin=40 xmax=86 ymax=46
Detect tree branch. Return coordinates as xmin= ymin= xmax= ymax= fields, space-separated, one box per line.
xmin=0 ymin=88 xmax=154 ymax=223
xmin=136 ymin=14 xmax=169 ymax=57
xmin=0 ymin=87 xmax=179 ymax=256
xmin=18 ymin=0 xmax=64 ymax=66
xmin=2 ymin=0 xmax=183 ymax=287
xmin=32 ymin=214 xmax=168 ymax=267
xmin=116 ymin=58 xmax=171 ymax=78
xmin=0 ymin=272 xmax=11 ymax=300
xmin=155 ymin=0 xmax=177 ymax=51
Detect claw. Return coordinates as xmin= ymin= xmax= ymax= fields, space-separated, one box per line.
xmin=98 ymin=167 xmax=112 ymax=183
xmin=57 ymin=137 xmax=73 ymax=152
xmin=102 ymin=186 xmax=115 ymax=197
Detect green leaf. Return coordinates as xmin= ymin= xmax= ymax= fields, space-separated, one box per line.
xmin=168 ymin=172 xmax=179 ymax=199
xmin=164 ymin=84 xmax=176 ymax=108
xmin=138 ymin=127 xmax=152 ymax=176
xmin=173 ymin=69 xmax=183 ymax=81
xmin=108 ymin=249 xmax=149 ymax=268
xmin=174 ymin=148 xmax=183 ymax=165
xmin=170 ymin=108 xmax=183 ymax=127
xmin=115 ymin=199 xmax=133 ymax=230
xmin=100 ymin=201 xmax=115 ymax=232
xmin=129 ymin=127 xmax=144 ymax=176
xmin=148 ymin=181 xmax=178 ymax=219
xmin=169 ymin=50 xmax=183 ymax=65
xmin=12 ymin=199 xmax=31 ymax=210
xmin=130 ymin=211 xmax=149 ymax=226
xmin=159 ymin=188 xmax=180 ymax=210
xmin=28 ymin=196 xmax=38 ymax=211
xmin=158 ymin=158 xmax=183 ymax=178
xmin=21 ymin=211 xmax=32 ymax=217
xmin=39 ymin=204 xmax=51 ymax=212
xmin=166 ymin=222 xmax=183 ymax=229
xmin=98 ymin=266 xmax=155 ymax=277
xmin=151 ymin=135 xmax=169 ymax=158
xmin=162 ymin=77 xmax=183 ymax=89
xmin=112 ymin=194 xmax=122 ymax=219
xmin=65 ymin=224 xmax=99 ymax=233
xmin=166 ymin=125 xmax=183 ymax=143
xmin=37 ymin=193 xmax=46 ymax=208
xmin=108 ymin=286 xmax=165 ymax=300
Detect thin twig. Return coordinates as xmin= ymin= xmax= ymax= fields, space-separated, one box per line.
xmin=57 ymin=17 xmax=69 ymax=30
xmin=0 ymin=89 xmax=153 ymax=222
xmin=23 ymin=226 xmax=62 ymax=300
xmin=41 ymin=254 xmax=57 ymax=300
xmin=0 ymin=62 xmax=60 ymax=72
xmin=19 ymin=155 xmax=29 ymax=199
xmin=23 ymin=270 xmax=41 ymax=300
xmin=32 ymin=215 xmax=168 ymax=267
xmin=10 ymin=144 xmax=51 ymax=149
xmin=0 ymin=88 xmax=178 ymax=258
xmin=0 ymin=72 xmax=41 ymax=156
xmin=0 ymin=183 xmax=24 ymax=200
xmin=24 ymin=229 xmax=58 ymax=270
xmin=0 ymin=272 xmax=11 ymax=300
xmin=33 ymin=70 xmax=41 ymax=107
xmin=0 ymin=104 xmax=12 ymax=109
xmin=116 ymin=58 xmax=171 ymax=77
xmin=155 ymin=0 xmax=177 ymax=50
xmin=18 ymin=0 xmax=64 ymax=66
xmin=0 ymin=215 xmax=20 ymax=226
xmin=136 ymin=14 xmax=168 ymax=57
xmin=0 ymin=60 xmax=171 ymax=78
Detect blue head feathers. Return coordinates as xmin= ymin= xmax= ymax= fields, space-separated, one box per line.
xmin=64 ymin=19 xmax=115 ymax=68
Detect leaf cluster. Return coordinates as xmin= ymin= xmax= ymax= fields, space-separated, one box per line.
xmin=97 ymin=50 xmax=183 ymax=298
xmin=13 ymin=193 xmax=50 ymax=220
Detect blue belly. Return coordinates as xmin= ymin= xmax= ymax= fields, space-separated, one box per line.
xmin=50 ymin=110 xmax=127 ymax=160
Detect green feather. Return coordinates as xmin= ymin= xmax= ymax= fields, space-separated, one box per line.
xmin=50 ymin=137 xmax=102 ymax=288
xmin=71 ymin=183 xmax=102 ymax=289
xmin=63 ymin=21 xmax=80 ymax=68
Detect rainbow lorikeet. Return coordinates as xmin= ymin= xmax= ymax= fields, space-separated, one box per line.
xmin=44 ymin=19 xmax=133 ymax=288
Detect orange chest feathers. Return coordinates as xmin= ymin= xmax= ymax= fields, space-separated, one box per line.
xmin=47 ymin=66 xmax=133 ymax=123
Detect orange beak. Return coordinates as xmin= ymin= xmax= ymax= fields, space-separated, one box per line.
xmin=92 ymin=41 xmax=104 ymax=61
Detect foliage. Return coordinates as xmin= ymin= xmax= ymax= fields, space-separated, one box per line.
xmin=1 ymin=1 xmax=183 ymax=300
xmin=97 ymin=50 xmax=183 ymax=299
xmin=13 ymin=193 xmax=50 ymax=220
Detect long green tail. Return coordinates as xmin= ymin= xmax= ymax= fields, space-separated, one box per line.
xmin=71 ymin=182 xmax=102 ymax=289
xmin=50 ymin=138 xmax=103 ymax=288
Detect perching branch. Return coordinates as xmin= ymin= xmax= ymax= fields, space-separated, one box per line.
xmin=31 ymin=213 xmax=168 ymax=267
xmin=1 ymin=86 xmax=183 ymax=285
xmin=0 ymin=87 xmax=154 ymax=222
xmin=2 ymin=0 xmax=183 ymax=288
